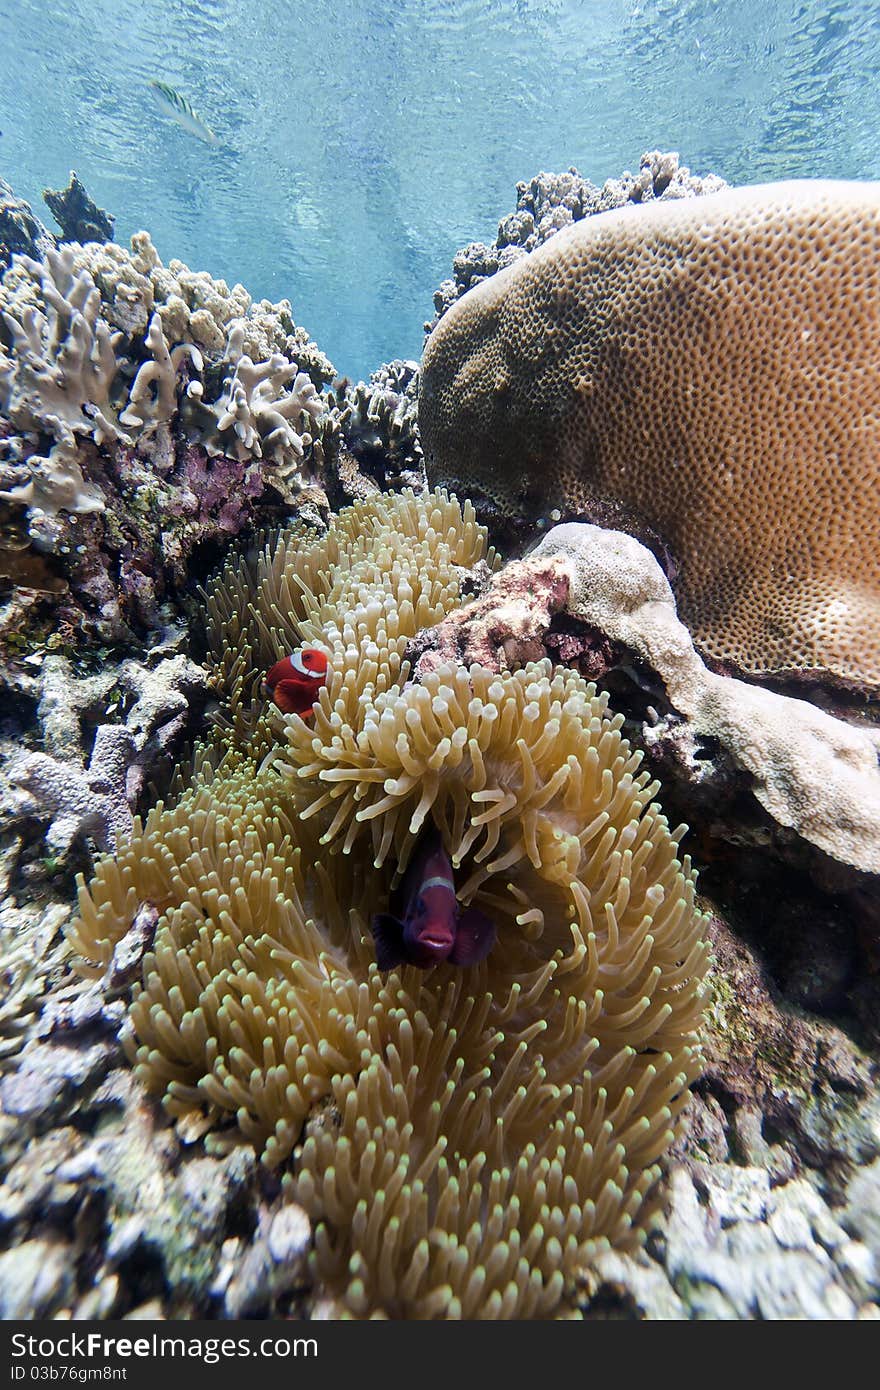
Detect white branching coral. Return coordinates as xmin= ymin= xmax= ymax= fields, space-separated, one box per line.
xmin=0 ymin=238 xmax=332 ymax=526
xmin=118 ymin=312 xmax=203 ymax=433
xmin=199 ymin=324 xmax=323 ymax=479
xmin=0 ymin=439 xmax=104 ymax=517
xmin=0 ymin=247 xmax=125 ymax=446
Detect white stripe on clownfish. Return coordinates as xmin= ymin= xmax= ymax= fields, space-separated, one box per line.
xmin=291 ymin=650 xmax=323 ymax=678
xmin=420 ymin=875 xmax=456 ymax=895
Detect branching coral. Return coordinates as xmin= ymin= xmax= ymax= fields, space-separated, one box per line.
xmin=1 ymin=228 xmax=334 ymax=376
xmin=0 ymin=248 xmax=126 ymax=446
xmin=70 ymin=490 xmax=709 ymax=1318
xmin=0 ymin=439 xmax=105 ymax=518
xmin=0 ymin=234 xmax=336 ymax=642
xmin=195 ymin=323 xmax=323 ymax=486
xmin=118 ymin=313 xmax=202 ymax=434
xmin=329 ymin=360 xmax=425 ymax=492
xmin=4 ymin=648 xmax=212 ymax=861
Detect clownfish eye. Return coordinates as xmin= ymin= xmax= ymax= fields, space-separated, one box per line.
xmin=290 ymin=647 xmax=325 ymax=677
xmin=414 ymin=896 xmax=426 ymax=916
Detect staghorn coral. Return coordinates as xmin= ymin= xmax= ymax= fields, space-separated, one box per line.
xmin=70 ymin=490 xmax=709 ymax=1318
xmin=420 ymin=179 xmax=880 ymax=692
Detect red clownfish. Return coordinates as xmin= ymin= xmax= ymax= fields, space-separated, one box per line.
xmin=264 ymin=646 xmax=328 ymax=716
xmin=371 ymin=825 xmax=496 ymax=971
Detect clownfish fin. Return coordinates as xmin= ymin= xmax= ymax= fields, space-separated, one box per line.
xmin=449 ymin=906 xmax=496 ymax=966
xmin=370 ymin=913 xmax=407 ymax=971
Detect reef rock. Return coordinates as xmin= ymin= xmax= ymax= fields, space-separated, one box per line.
xmin=42 ymin=172 xmax=115 ymax=246
xmin=0 ymin=179 xmax=55 ymax=275
xmin=412 ymin=524 xmax=880 ymax=878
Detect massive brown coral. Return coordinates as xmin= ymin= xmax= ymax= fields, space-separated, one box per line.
xmin=418 ymin=180 xmax=880 ymax=691
xmin=69 ymin=491 xmax=709 ymax=1318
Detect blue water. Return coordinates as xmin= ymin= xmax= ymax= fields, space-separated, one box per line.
xmin=3 ymin=0 xmax=880 ymax=380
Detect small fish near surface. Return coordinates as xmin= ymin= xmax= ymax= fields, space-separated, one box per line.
xmin=371 ymin=826 xmax=496 ymax=970
xmin=148 ymin=80 xmax=218 ymax=146
xmin=264 ymin=645 xmax=328 ymax=717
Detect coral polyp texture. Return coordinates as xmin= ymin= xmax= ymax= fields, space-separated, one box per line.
xmin=69 ymin=490 xmax=709 ymax=1319
xmin=419 ymin=180 xmax=880 ymax=691
xmin=425 ymin=149 xmax=726 ymax=336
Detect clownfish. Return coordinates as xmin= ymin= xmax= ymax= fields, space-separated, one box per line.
xmin=264 ymin=646 xmax=328 ymax=716
xmin=371 ymin=825 xmax=496 ymax=971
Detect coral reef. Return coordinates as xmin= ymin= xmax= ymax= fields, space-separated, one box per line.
xmin=4 ymin=149 xmax=879 ymax=1325
xmin=1 ymin=640 xmax=212 ymax=868
xmin=412 ymin=527 xmax=880 ymax=878
xmin=425 ymin=150 xmax=726 ymax=335
xmin=2 ymin=494 xmax=878 ymax=1321
xmin=2 ymin=876 xmax=878 ymax=1318
xmin=419 ymin=179 xmax=880 ymax=692
xmin=42 ymin=172 xmax=115 ymax=246
xmin=68 ymin=490 xmax=709 ymax=1318
xmin=0 ymin=234 xmax=335 ymax=645
xmin=328 ymin=359 xmax=425 ymax=494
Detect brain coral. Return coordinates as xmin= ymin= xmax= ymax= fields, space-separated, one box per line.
xmin=419 ymin=181 xmax=880 ymax=691
xmin=70 ymin=491 xmax=709 ymax=1318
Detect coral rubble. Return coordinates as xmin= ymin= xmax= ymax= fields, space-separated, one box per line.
xmin=419 ymin=179 xmax=880 ymax=692
xmin=68 ymin=491 xmax=710 ymax=1318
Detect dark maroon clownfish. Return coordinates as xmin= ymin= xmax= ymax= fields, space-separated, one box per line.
xmin=371 ymin=825 xmax=496 ymax=971
xmin=264 ymin=646 xmax=328 ymax=716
